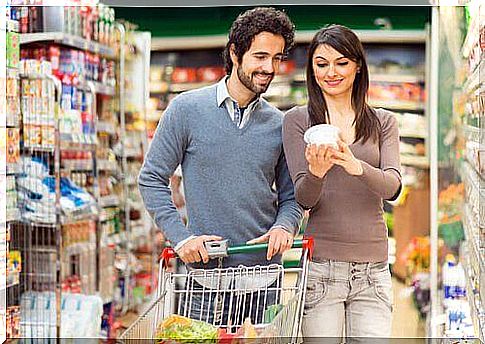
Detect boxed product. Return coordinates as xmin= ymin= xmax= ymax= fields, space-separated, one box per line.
xmin=23 ymin=124 xmax=42 ymax=147
xmin=41 ymin=125 xmax=55 ymax=148
xmin=171 ymin=67 xmax=197 ymax=83
xmin=196 ymin=66 xmax=225 ymax=82
xmin=6 ymin=128 xmax=20 ymax=164
xmin=7 ymin=32 xmax=20 ymax=69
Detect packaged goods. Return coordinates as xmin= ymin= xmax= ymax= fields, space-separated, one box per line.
xmin=6 ymin=128 xmax=20 ymax=164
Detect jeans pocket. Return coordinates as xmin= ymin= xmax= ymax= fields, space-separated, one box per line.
xmin=373 ymin=280 xmax=393 ymax=312
xmin=304 ymin=278 xmax=327 ymax=310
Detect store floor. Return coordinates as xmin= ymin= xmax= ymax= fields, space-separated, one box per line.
xmin=392 ymin=277 xmax=426 ymax=338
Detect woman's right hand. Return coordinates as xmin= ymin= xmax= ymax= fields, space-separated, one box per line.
xmin=305 ymin=144 xmax=334 ymax=178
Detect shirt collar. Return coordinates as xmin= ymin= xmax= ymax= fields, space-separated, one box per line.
xmin=216 ymin=76 xmax=260 ymax=110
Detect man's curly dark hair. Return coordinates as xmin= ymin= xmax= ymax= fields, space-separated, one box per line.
xmin=223 ymin=7 xmax=295 ymax=74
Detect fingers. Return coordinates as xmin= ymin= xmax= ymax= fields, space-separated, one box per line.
xmin=178 ymin=235 xmax=223 ymax=264
xmin=267 ymin=229 xmax=294 ymax=260
xmin=247 ymin=233 xmax=270 ymax=245
xmin=267 ymin=232 xmax=281 ymax=260
xmin=198 ymin=243 xmax=210 ymax=264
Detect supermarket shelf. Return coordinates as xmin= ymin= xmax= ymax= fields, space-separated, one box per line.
xmin=6 ymin=209 xmax=20 ymax=223
xmin=77 ymin=81 xmax=116 ymax=96
xmin=462 ymin=205 xmax=485 ymax=279
xmin=122 ymin=147 xmax=142 ymax=158
xmin=370 ymin=74 xmax=425 ymax=83
xmin=62 ymin=160 xmax=94 ymax=171
xmin=61 ymin=140 xmax=97 ymax=152
xmin=99 ymin=195 xmax=120 ymax=208
xmin=18 ymin=212 xmax=98 ymax=227
xmin=169 ymin=82 xmax=213 ymax=93
xmin=98 ymin=159 xmax=119 ymax=172
xmin=399 ymin=130 xmax=427 ymax=139
xmin=151 ymin=29 xmax=426 ymax=51
xmin=6 ymin=164 xmax=21 ymax=175
xmin=463 ymin=60 xmax=484 ymax=96
xmin=20 ymin=32 xmax=116 ymax=59
xmin=462 ymin=255 xmax=485 ymax=343
xmin=462 ymin=12 xmax=482 ymax=59
xmin=0 ymin=280 xmax=20 ymax=291
xmin=146 ymin=110 xmax=163 ymax=122
xmin=19 ymin=72 xmax=52 ymax=80
xmin=19 ymin=220 xmax=57 ymax=229
xmin=97 ymin=121 xmax=117 ymax=135
xmin=401 ymin=154 xmax=429 ymax=168
xmin=369 ymin=100 xmax=425 ymax=112
xmin=463 ymin=124 xmax=485 ymax=145
xmin=5 ymin=19 xmax=19 ymax=32
xmin=23 ymin=141 xmax=96 ymax=153
xmin=22 ymin=145 xmax=55 ymax=153
xmin=462 ymin=160 xmax=485 ymax=202
xmin=61 ymin=212 xmax=98 ymax=225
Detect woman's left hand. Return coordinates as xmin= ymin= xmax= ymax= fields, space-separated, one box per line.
xmin=328 ymin=140 xmax=364 ymax=176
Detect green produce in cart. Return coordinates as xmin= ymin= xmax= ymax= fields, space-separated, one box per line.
xmin=155 ymin=315 xmax=218 ymax=343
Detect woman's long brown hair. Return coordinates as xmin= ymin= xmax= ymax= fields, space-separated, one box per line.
xmin=306 ymin=24 xmax=381 ymax=144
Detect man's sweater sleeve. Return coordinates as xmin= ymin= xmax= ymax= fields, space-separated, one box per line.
xmin=138 ymin=98 xmax=193 ymax=246
xmin=273 ymin=147 xmax=304 ymax=235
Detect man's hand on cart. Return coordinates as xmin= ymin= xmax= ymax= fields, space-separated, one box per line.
xmin=176 ymin=235 xmax=223 ymax=264
xmin=246 ymin=227 xmax=294 ymax=260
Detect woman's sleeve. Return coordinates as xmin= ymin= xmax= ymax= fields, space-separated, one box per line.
xmin=355 ymin=112 xmax=402 ymax=201
xmin=282 ymin=109 xmax=325 ymax=209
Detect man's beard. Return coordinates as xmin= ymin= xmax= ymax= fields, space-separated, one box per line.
xmin=237 ymin=65 xmax=274 ymax=95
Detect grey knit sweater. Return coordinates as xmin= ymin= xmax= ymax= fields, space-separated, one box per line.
xmin=138 ymin=84 xmax=302 ymax=268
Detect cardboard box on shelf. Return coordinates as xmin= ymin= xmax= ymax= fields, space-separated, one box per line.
xmin=6 ymin=128 xmax=20 ymax=164
xmin=392 ymin=174 xmax=430 ymax=280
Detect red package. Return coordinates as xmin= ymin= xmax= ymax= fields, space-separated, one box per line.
xmin=278 ymin=59 xmax=296 ymax=75
xmin=197 ymin=66 xmax=225 ymax=82
xmin=171 ymin=67 xmax=197 ymax=83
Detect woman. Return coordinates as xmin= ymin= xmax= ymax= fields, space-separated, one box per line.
xmin=283 ymin=24 xmax=401 ymax=340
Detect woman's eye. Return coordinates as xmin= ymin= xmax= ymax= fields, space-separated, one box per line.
xmin=316 ymin=63 xmax=328 ymax=68
xmin=338 ymin=62 xmax=349 ymax=66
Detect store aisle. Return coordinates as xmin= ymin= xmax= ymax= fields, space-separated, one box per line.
xmin=392 ymin=277 xmax=426 ymax=338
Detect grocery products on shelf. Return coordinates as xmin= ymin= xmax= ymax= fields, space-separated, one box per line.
xmin=3 ymin=3 xmax=153 ymax=340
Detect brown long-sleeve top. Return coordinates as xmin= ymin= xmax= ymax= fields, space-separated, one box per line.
xmin=283 ymin=106 xmax=402 ymax=263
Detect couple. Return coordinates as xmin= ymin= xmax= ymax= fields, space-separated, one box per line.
xmin=138 ymin=7 xmax=401 ymax=340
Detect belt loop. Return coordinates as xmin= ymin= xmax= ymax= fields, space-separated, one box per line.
xmin=366 ymin=262 xmax=372 ymax=283
xmin=329 ymin=260 xmax=335 ymax=281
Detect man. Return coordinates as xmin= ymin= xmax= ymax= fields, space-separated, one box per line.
xmin=138 ymin=7 xmax=302 ymax=325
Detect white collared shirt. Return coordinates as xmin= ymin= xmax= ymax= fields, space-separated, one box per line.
xmin=216 ymin=76 xmax=260 ymax=128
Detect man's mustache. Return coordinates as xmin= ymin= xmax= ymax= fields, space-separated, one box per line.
xmin=253 ymin=72 xmax=274 ymax=77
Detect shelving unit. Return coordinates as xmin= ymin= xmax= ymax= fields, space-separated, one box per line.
xmin=459 ymin=5 xmax=484 ymax=340
xmin=3 ymin=17 xmax=22 ymax=341
xmin=19 ymin=32 xmax=116 ymax=58
xmin=428 ymin=3 xmax=483 ymax=340
xmin=4 ymin=3 xmax=153 ymax=340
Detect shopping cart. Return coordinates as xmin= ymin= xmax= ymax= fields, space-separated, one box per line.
xmin=119 ymin=237 xmax=314 ymax=343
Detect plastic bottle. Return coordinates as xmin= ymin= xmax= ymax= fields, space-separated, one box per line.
xmin=442 ymin=254 xmax=455 ymax=301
